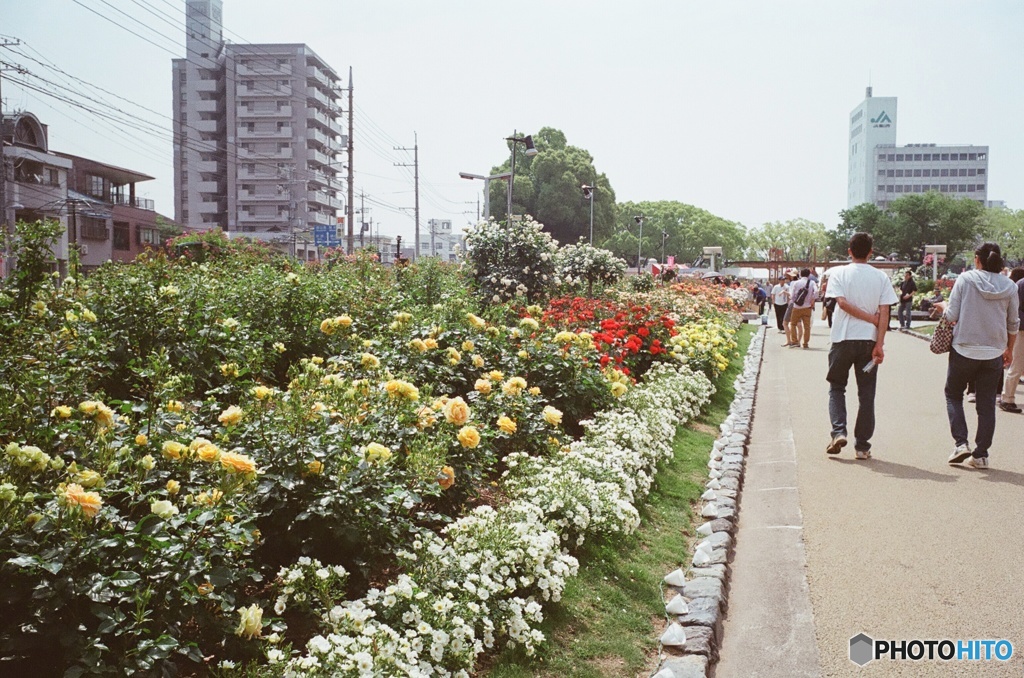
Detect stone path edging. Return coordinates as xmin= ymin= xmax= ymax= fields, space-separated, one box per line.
xmin=652 ymin=325 xmax=766 ymax=678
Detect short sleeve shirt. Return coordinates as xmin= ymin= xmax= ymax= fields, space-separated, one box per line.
xmin=825 ymin=263 xmax=899 ymax=342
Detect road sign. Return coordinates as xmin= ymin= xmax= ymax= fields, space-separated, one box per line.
xmin=313 ymin=225 xmax=339 ymax=247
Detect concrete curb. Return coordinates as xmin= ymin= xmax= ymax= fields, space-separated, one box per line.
xmin=652 ymin=325 xmax=767 ymax=678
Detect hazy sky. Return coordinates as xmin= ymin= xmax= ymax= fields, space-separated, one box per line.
xmin=4 ymin=1 xmax=1022 ymax=240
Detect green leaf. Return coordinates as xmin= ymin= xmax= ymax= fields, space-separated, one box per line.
xmin=108 ymin=571 xmax=141 ymax=588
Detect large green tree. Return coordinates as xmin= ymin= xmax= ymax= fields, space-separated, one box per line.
xmin=875 ymin=193 xmax=984 ymax=260
xmin=831 ymin=204 xmax=895 ymax=256
xmin=487 ymin=127 xmax=617 ymax=245
xmin=601 ymin=201 xmax=747 ymax=269
xmin=746 ymin=218 xmax=830 ymax=261
xmin=979 ymin=207 xmax=1024 ymax=264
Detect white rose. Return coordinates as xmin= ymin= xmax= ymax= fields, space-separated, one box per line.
xmin=150 ymin=500 xmax=178 ymax=520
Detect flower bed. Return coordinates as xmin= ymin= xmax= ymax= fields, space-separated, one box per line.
xmin=0 ymin=223 xmax=741 ymax=676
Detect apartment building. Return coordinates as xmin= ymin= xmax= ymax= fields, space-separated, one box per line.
xmin=848 ymin=87 xmax=989 ymax=209
xmin=172 ymin=0 xmax=346 ymax=244
xmin=421 ymin=219 xmax=461 ymax=262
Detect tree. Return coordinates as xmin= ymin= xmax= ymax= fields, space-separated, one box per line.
xmin=746 ymin=218 xmax=829 ymax=261
xmin=831 ymin=204 xmax=895 ymax=256
xmin=602 ymin=201 xmax=747 ymax=269
xmin=487 ymin=127 xmax=618 ymax=245
xmin=979 ymin=207 xmax=1024 ymax=264
xmin=881 ymin=193 xmax=984 ymax=261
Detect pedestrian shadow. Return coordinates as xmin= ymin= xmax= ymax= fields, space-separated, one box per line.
xmin=830 ymin=457 xmax=959 ymax=483
xmin=973 ymin=468 xmax=1024 ymax=487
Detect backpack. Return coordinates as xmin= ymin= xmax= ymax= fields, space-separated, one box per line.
xmin=793 ymin=281 xmax=810 ymax=306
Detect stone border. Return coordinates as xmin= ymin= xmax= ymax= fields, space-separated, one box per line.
xmin=652 ymin=326 xmax=767 ymax=678
xmin=901 ymin=327 xmax=933 ymax=342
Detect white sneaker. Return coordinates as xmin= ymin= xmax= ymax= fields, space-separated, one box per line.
xmin=966 ymin=456 xmax=989 ymax=469
xmin=967 ymin=393 xmax=976 ymax=403
xmin=855 ymin=449 xmax=871 ymax=460
xmin=948 ymin=444 xmax=972 ymax=465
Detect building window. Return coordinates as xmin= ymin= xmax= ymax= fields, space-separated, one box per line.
xmin=878 ymin=170 xmax=885 ymax=176
xmin=923 ymin=154 xmax=932 ymax=161
xmin=940 ymin=168 xmax=949 ymax=177
xmin=887 ymin=154 xmax=895 ymax=161
xmin=960 ymin=153 xmax=969 ymax=160
xmin=914 ymin=185 xmax=924 ymax=193
xmin=885 ymin=169 xmax=894 ymax=177
xmin=913 ymin=169 xmax=922 ymax=177
xmin=921 ymin=169 xmax=930 ymax=177
xmin=914 ymin=154 xmax=922 ymax=161
xmin=47 ymin=168 xmax=60 ymax=186
xmin=968 ymin=153 xmax=977 ymax=160
xmin=113 ymin=222 xmax=130 ymax=250
xmin=895 ymin=169 xmax=904 ymax=177
xmin=140 ymin=228 xmax=161 ymax=246
xmin=896 ymin=154 xmax=904 ymax=161
xmin=886 ymin=185 xmax=895 ymax=193
xmin=978 ymin=168 xmax=986 ymax=175
xmin=959 ymin=184 xmax=968 ymax=192
xmin=978 ymin=153 xmax=987 ymax=160
xmin=958 ymin=168 xmax=967 ymax=177
xmin=877 ymin=154 xmax=886 ymax=162
xmin=968 ymin=168 xmax=977 ymax=176
xmin=941 ymin=153 xmax=949 ymax=161
xmin=895 ymin=185 xmax=904 ymax=193
xmin=80 ymin=216 xmax=108 ymax=240
xmin=877 ymin=185 xmax=885 ymax=192
xmin=977 ymin=183 xmax=985 ymax=191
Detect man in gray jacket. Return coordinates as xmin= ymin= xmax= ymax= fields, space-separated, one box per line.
xmin=936 ymin=243 xmax=1019 ymax=469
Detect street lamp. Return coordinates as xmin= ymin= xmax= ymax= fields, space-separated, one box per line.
xmin=506 ymin=131 xmax=538 ymax=224
xmin=924 ymin=244 xmax=946 ymax=281
xmin=634 ymin=214 xmax=645 ymax=274
xmin=458 ymin=171 xmax=512 ymax=221
xmin=703 ymin=246 xmax=723 ymax=272
xmin=661 ymin=231 xmax=669 ymax=265
xmin=581 ymin=184 xmax=595 ymax=245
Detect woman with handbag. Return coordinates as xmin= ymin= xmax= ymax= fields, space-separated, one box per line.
xmin=933 ymin=243 xmax=1019 ymax=469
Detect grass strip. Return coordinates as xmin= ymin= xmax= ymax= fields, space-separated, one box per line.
xmin=484 ymin=324 xmax=757 ymax=678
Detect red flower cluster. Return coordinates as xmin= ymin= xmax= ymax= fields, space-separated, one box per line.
xmin=543 ymin=296 xmax=678 ymax=378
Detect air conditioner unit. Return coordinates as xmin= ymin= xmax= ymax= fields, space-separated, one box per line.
xmin=80 ymin=244 xmax=89 ymax=255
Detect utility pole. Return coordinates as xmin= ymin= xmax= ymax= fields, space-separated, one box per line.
xmin=394 ymin=133 xmax=419 ymax=262
xmin=1 ymin=41 xmax=24 ymax=279
xmin=358 ymin=191 xmax=371 ymax=249
xmin=346 ymin=67 xmax=355 ymax=254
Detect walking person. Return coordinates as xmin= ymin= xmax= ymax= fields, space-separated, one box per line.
xmin=824 ymin=232 xmax=899 ymax=459
xmin=787 ymin=268 xmax=817 ymax=349
xmin=937 ymin=243 xmax=1019 ymax=469
xmin=770 ymin=276 xmax=790 ymax=333
xmin=897 ymin=270 xmax=917 ymax=330
xmin=998 ymin=267 xmax=1024 ymax=413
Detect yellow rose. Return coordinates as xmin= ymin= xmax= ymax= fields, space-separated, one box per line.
xmin=517 ymin=350 xmax=529 ymax=359
xmin=166 ymin=479 xmax=181 ymax=495
xmin=197 ymin=581 xmax=215 ymax=596
xmin=424 ymin=338 xmax=439 ymax=350
xmin=81 ymin=309 xmax=97 ymax=323
xmin=235 ymin=604 xmax=263 ymax=640
xmin=220 ymin=363 xmax=239 ymax=378
xmin=443 ymin=397 xmax=471 ymax=425
xmin=474 ymin=379 xmax=492 ymax=395
xmin=360 ymin=353 xmax=380 ymax=369
xmin=466 ymin=313 xmax=486 ymax=329
xmin=52 ymin=405 xmax=72 ymax=419
xmin=94 ymin=404 xmax=115 ymax=430
xmin=166 ymin=400 xmax=185 ymax=414
xmin=554 ymin=331 xmax=576 ymax=344
xmin=162 ymin=440 xmax=186 ymax=460
xmin=321 ymin=318 xmax=338 ymax=335
xmin=307 ymin=460 xmax=324 ymax=475
xmin=457 ymin=426 xmax=481 ymax=449
xmin=365 ymin=442 xmax=392 ymax=464
xmin=542 ymin=405 xmax=563 ymax=427
xmin=409 ymin=338 xmax=427 ymax=353
xmin=251 ymin=386 xmax=273 ymax=400
xmin=384 ymin=379 xmax=419 ymax=401
xmin=220 ymin=451 xmax=257 ymax=475
xmin=63 ymin=483 xmax=102 ymax=518
xmin=502 ymin=376 xmax=527 ymax=396
xmin=273 ymin=341 xmax=286 ymax=354
xmin=135 ymin=434 xmax=149 ymax=446
xmin=528 ymin=387 xmax=541 ymax=396
xmin=461 ymin=340 xmax=475 ymax=352
xmin=140 ymin=455 xmax=155 ymax=471
xmin=416 ymin=406 xmax=437 ymax=429
xmin=497 ymin=416 xmax=517 ymax=434
xmin=472 ymin=354 xmax=485 ymax=368
xmin=150 ymin=499 xmax=179 ymax=520
xmin=75 ymin=469 xmax=103 ymax=488
xmin=437 ymin=465 xmax=456 ymax=490
xmin=78 ymin=400 xmax=99 ymax=415
xmin=218 ymin=405 xmax=244 ymax=427
xmin=190 ymin=438 xmax=222 ymax=462
xmin=610 ymin=382 xmax=628 ymax=398
xmin=488 ymin=370 xmax=504 ymax=382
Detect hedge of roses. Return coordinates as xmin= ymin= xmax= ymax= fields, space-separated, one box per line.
xmin=0 ymin=220 xmax=741 ymax=676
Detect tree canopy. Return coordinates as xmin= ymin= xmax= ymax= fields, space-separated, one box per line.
xmin=746 ymin=218 xmax=830 ymax=261
xmin=487 ymin=127 xmax=617 ymax=245
xmin=979 ymin=207 xmax=1024 ymax=264
xmin=602 ymin=201 xmax=747 ymax=268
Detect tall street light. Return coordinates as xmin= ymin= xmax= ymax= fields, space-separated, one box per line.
xmin=634 ymin=214 xmax=645 ymax=275
xmin=581 ymin=184 xmax=595 ymax=245
xmin=506 ymin=131 xmax=538 ymax=224
xmin=458 ymin=171 xmax=511 ymax=221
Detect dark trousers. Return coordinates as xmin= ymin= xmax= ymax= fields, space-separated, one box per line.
xmin=827 ymin=340 xmax=878 ymax=451
xmin=945 ymin=348 xmax=1002 ymax=457
xmin=774 ymin=303 xmax=787 ymax=330
xmin=897 ymin=300 xmax=913 ymax=328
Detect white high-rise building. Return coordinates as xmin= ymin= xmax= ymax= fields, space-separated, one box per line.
xmin=172 ymin=0 xmax=345 ymax=255
xmin=847 ymin=88 xmax=989 ymax=210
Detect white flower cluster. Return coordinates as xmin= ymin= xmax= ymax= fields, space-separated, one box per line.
xmin=724 ymin=286 xmax=749 ymax=306
xmin=503 ymin=362 xmax=712 ymax=544
xmin=272 ymin=363 xmax=712 ymax=677
xmin=554 ymin=242 xmax=627 ymax=288
xmin=463 ymin=216 xmax=559 ymax=303
xmin=273 ymin=556 xmax=348 ymax=616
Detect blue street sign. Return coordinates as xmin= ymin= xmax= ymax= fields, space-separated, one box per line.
xmin=313 ymin=225 xmax=339 ymax=247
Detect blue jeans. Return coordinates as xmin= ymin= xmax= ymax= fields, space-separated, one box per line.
xmin=897 ymin=300 xmax=913 ymax=328
xmin=944 ymin=348 xmax=1002 ymax=457
xmin=827 ymin=340 xmax=878 ymax=451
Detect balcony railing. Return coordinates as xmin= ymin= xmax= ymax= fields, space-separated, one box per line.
xmin=237 ymin=105 xmax=292 ymax=118
xmin=110 ymin=195 xmax=156 ymax=211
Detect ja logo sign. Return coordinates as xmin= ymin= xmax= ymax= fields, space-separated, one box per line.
xmin=871 ymin=111 xmax=892 ymax=127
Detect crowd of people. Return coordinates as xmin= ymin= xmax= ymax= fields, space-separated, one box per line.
xmin=771 ymin=232 xmax=1022 ymax=470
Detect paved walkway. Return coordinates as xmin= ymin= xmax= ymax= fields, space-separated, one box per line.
xmin=717 ymin=319 xmax=1024 ymax=677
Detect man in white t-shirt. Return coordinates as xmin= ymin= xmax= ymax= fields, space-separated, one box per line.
xmin=770 ymin=277 xmax=791 ymax=333
xmin=823 ymin=232 xmax=900 ymax=460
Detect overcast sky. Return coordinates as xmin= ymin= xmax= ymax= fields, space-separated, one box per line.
xmin=4 ymin=1 xmax=1022 ymax=240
